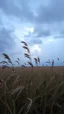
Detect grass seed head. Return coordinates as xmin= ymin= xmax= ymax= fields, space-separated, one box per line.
xmin=23 ymin=46 xmax=30 ymax=54
xmin=2 ymin=53 xmax=13 ymax=65
xmin=21 ymin=41 xmax=28 ymax=47
xmin=28 ymin=61 xmax=33 ymax=67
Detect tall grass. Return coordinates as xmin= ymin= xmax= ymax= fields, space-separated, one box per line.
xmin=0 ymin=41 xmax=64 ymax=114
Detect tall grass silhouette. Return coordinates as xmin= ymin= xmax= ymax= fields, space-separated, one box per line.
xmin=0 ymin=41 xmax=64 ymax=114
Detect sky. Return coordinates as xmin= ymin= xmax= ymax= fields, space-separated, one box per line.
xmin=0 ymin=0 xmax=64 ymax=66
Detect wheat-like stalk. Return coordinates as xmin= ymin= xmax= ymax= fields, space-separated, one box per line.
xmin=21 ymin=41 xmax=30 ymax=54
xmin=21 ymin=41 xmax=34 ymax=69
xmin=24 ymin=53 xmax=31 ymax=60
xmin=0 ymin=61 xmax=8 ymax=65
xmin=25 ymin=98 xmax=32 ymax=114
xmin=0 ymin=78 xmax=7 ymax=113
xmin=15 ymin=61 xmax=20 ymax=65
xmin=21 ymin=41 xmax=28 ymax=47
xmin=38 ymin=57 xmax=40 ymax=64
xmin=21 ymin=65 xmax=26 ymax=68
xmin=2 ymin=65 xmax=9 ymax=69
xmin=52 ymin=60 xmax=54 ymax=67
xmin=46 ymin=59 xmax=51 ymax=64
xmin=17 ymin=58 xmax=20 ymax=61
xmin=57 ymin=57 xmax=59 ymax=61
xmin=34 ymin=58 xmax=38 ymax=65
xmin=2 ymin=53 xmax=13 ymax=65
xmin=0 ymin=78 xmax=4 ymax=89
xmin=23 ymin=46 xmax=30 ymax=54
xmin=28 ymin=61 xmax=33 ymax=67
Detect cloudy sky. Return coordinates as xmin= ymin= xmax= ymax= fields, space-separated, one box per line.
xmin=0 ymin=0 xmax=64 ymax=66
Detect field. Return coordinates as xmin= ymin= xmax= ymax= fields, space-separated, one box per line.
xmin=0 ymin=42 xmax=64 ymax=114
xmin=0 ymin=66 xmax=64 ymax=87
xmin=0 ymin=66 xmax=64 ymax=114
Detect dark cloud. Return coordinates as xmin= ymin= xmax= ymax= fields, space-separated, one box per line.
xmin=24 ymin=38 xmax=42 ymax=46
xmin=0 ymin=0 xmax=21 ymax=16
xmin=54 ymin=29 xmax=64 ymax=39
xmin=34 ymin=0 xmax=64 ymax=39
xmin=0 ymin=0 xmax=64 ymax=24
xmin=36 ymin=0 xmax=64 ymax=24
xmin=0 ymin=28 xmax=15 ymax=52
xmin=0 ymin=0 xmax=34 ymax=22
xmin=34 ymin=27 xmax=51 ymax=37
xmin=0 ymin=19 xmax=1 ymax=25
xmin=31 ymin=39 xmax=42 ymax=44
xmin=19 ymin=0 xmax=34 ymax=21
xmin=0 ymin=0 xmax=64 ymax=41
xmin=60 ymin=29 xmax=64 ymax=35
xmin=24 ymin=26 xmax=51 ymax=39
xmin=54 ymin=35 xmax=64 ymax=39
xmin=0 ymin=18 xmax=2 ymax=26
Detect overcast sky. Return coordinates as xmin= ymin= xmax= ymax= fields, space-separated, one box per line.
xmin=0 ymin=0 xmax=64 ymax=66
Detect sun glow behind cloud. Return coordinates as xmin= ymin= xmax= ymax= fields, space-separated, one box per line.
xmin=25 ymin=27 xmax=34 ymax=33
xmin=30 ymin=44 xmax=41 ymax=55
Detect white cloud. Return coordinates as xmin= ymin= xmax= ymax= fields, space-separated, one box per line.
xmin=30 ymin=44 xmax=41 ymax=56
xmin=25 ymin=27 xmax=34 ymax=33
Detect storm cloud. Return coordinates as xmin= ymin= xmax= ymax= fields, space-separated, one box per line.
xmin=0 ymin=28 xmax=15 ymax=52
xmin=0 ymin=0 xmax=34 ymax=22
xmin=36 ymin=0 xmax=64 ymax=23
xmin=0 ymin=0 xmax=64 ymax=65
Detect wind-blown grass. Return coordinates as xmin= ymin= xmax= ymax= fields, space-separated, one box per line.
xmin=0 ymin=41 xmax=64 ymax=114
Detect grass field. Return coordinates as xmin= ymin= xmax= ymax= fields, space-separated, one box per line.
xmin=0 ymin=42 xmax=64 ymax=114
xmin=0 ymin=66 xmax=64 ymax=114
xmin=0 ymin=66 xmax=64 ymax=87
